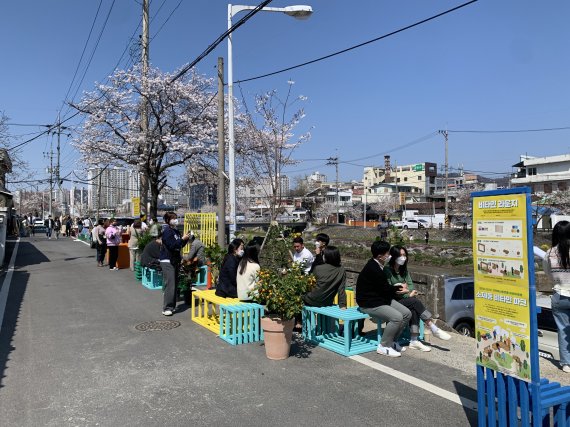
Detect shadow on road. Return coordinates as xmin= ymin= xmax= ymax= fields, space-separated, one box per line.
xmin=290 ymin=335 xmax=317 ymax=359
xmin=453 ymin=380 xmax=478 ymax=426
xmin=0 ymin=241 xmax=48 ymax=388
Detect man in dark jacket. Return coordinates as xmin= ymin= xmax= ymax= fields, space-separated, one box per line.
xmin=309 ymin=233 xmax=330 ymax=273
xmin=356 ymin=240 xmax=411 ymax=358
xmin=303 ymin=245 xmax=346 ymax=308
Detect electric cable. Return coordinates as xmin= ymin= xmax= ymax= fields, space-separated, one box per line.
xmin=235 ymin=0 xmax=478 ymax=84
xmin=151 ymin=0 xmax=184 ymax=42
xmin=447 ymin=126 xmax=570 ymax=133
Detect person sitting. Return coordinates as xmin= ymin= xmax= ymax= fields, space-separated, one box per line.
xmin=303 ymin=246 xmax=346 ymax=309
xmin=384 ymin=245 xmax=451 ymax=352
xmin=309 ymin=233 xmax=330 ymax=273
xmin=215 ymin=238 xmax=244 ymax=298
xmin=237 ymin=243 xmax=260 ymax=302
xmin=141 ymin=236 xmax=162 ymax=270
xmin=292 ymin=237 xmax=314 ymax=274
xmin=356 ymin=240 xmax=411 ymax=358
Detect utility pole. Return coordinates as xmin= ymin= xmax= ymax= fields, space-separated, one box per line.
xmin=217 ymin=57 xmax=226 ymax=248
xmin=139 ymin=0 xmax=150 ymax=217
xmin=327 ymin=156 xmax=340 ymax=224
xmin=438 ymin=130 xmax=449 ymax=227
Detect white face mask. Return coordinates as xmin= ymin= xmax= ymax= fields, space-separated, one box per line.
xmin=237 ymin=249 xmax=244 ymax=257
xmin=315 ymin=241 xmax=321 ymax=248
xmin=149 ymin=219 xmax=154 ymax=225
xmin=169 ymin=219 xmax=178 ymax=226
xmin=395 ymin=256 xmax=407 ymax=266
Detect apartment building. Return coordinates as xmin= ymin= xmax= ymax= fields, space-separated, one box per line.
xmin=87 ymin=167 xmax=140 ymax=210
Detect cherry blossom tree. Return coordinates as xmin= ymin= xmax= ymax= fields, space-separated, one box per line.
xmin=235 ymin=81 xmax=311 ymax=220
xmin=72 ymin=65 xmax=218 ymax=217
xmin=314 ymin=201 xmax=338 ymax=224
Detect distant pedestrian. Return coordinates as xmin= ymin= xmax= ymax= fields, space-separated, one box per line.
xmin=44 ymin=215 xmax=54 ymax=239
xmin=54 ymin=218 xmax=61 ymax=239
xmin=94 ymin=219 xmax=107 ymax=267
xmin=380 ymin=229 xmax=388 ymax=241
xmin=425 ymin=230 xmax=429 ymax=245
xmin=105 ymin=219 xmax=122 ymax=270
xmin=65 ymin=216 xmax=72 ymax=237
xmin=128 ymin=220 xmax=143 ymax=271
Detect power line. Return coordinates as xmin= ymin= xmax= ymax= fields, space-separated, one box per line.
xmin=170 ymin=0 xmax=274 ymax=83
xmin=235 ymin=0 xmax=478 ymax=84
xmin=447 ymin=126 xmax=570 ymax=133
xmin=150 ymin=0 xmax=184 ymax=42
xmin=60 ymin=0 xmax=104 ymax=114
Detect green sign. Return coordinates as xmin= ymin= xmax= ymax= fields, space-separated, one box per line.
xmin=412 ymin=164 xmax=424 ymax=172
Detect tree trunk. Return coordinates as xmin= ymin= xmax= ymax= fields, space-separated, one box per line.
xmin=149 ymin=179 xmax=160 ymax=219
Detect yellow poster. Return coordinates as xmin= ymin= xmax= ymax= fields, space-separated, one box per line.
xmin=132 ymin=197 xmax=140 ymax=217
xmin=473 ymin=193 xmax=531 ymax=381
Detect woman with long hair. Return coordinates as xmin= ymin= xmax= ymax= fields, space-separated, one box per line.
xmin=544 ymin=220 xmax=570 ymax=373
xmin=237 ymin=243 xmax=260 ymax=302
xmin=159 ymin=212 xmax=191 ymax=316
xmin=215 ymin=238 xmax=244 ymax=298
xmin=385 ymin=245 xmax=451 ymax=351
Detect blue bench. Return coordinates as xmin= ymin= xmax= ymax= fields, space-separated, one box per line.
xmin=142 ymin=267 xmax=162 ymax=290
xmin=219 ymin=303 xmax=265 ymax=345
xmin=302 ymin=305 xmax=381 ymax=356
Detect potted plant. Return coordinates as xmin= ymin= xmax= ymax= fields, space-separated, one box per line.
xmin=252 ymin=262 xmax=316 ymax=360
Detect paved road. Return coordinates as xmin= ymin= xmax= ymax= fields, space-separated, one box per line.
xmin=0 ymin=235 xmax=481 ymax=426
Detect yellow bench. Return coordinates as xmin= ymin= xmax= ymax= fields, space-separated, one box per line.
xmin=191 ymin=289 xmax=242 ymax=334
xmin=333 ymin=288 xmax=356 ymax=308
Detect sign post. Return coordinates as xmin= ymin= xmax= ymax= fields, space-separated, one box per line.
xmin=472 ymin=187 xmax=541 ymax=425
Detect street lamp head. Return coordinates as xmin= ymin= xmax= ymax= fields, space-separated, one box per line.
xmin=283 ymin=5 xmax=313 ymax=19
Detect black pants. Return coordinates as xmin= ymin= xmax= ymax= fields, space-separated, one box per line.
xmin=162 ymin=261 xmax=179 ymax=311
xmin=97 ymin=243 xmax=107 ymax=264
xmin=398 ymin=297 xmax=432 ymax=334
xmin=108 ymin=246 xmax=119 ymax=269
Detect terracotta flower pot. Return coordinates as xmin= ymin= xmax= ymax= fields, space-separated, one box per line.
xmin=261 ymin=316 xmax=294 ymax=360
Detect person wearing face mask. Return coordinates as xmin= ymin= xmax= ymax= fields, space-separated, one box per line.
xmin=148 ymin=216 xmax=160 ymax=238
xmin=309 ymin=233 xmax=330 ymax=273
xmin=356 ymin=240 xmax=411 ymax=357
xmin=105 ymin=219 xmax=122 ymax=270
xmin=159 ymin=212 xmax=191 ymax=316
xmin=215 ymin=238 xmax=245 ymax=298
xmin=385 ymin=246 xmax=451 ymax=351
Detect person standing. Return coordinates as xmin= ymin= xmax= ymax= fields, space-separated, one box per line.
xmin=65 ymin=216 xmax=72 ymax=237
xmin=424 ymin=230 xmax=429 ymax=245
xmin=94 ymin=219 xmax=107 ymax=267
xmin=44 ymin=215 xmax=54 ymax=239
xmin=148 ymin=217 xmax=160 ymax=237
xmin=105 ymin=219 xmax=121 ymax=270
xmin=160 ymin=212 xmax=191 ymax=316
xmin=356 ymin=240 xmax=411 ymax=358
xmin=292 ymin=237 xmax=314 ymax=274
xmin=128 ymin=220 xmax=143 ymax=271
xmin=54 ymin=217 xmax=62 ymax=239
xmin=544 ymin=220 xmax=570 ymax=373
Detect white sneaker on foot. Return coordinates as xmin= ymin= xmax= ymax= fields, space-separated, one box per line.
xmin=162 ymin=309 xmax=173 ymax=316
xmin=409 ymin=340 xmax=431 ymax=352
xmin=377 ymin=345 xmax=401 ymax=357
xmin=433 ymin=329 xmax=451 ymax=341
xmin=392 ymin=342 xmax=407 ymax=352
xmin=562 ymin=365 xmax=570 ymax=373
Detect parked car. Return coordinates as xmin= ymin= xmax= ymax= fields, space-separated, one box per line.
xmin=393 ymin=219 xmax=429 ymax=229
xmin=444 ymin=276 xmax=475 ymax=337
xmin=376 ymin=220 xmax=393 ymax=230
xmin=444 ymin=279 xmax=560 ymax=361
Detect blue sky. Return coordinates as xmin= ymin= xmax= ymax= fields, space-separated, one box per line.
xmin=2 ymin=0 xmax=570 ymax=190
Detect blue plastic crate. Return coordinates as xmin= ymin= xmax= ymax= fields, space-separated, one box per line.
xmin=192 ymin=264 xmax=208 ymax=287
xmin=142 ymin=267 xmax=163 ymax=290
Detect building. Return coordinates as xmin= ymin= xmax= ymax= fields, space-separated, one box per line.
xmin=236 ymin=176 xmax=290 ymax=215
xmin=511 ymin=154 xmax=570 ymax=193
xmin=363 ymin=155 xmax=438 ymax=198
xmin=87 ymin=167 xmax=140 ymax=211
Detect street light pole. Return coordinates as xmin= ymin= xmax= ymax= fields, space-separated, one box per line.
xmin=227 ymin=3 xmax=313 ymax=239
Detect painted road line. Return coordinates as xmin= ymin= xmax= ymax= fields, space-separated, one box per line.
xmin=74 ymin=238 xmax=90 ymax=246
xmin=0 ymin=238 xmax=20 ymax=334
xmin=349 ymin=354 xmax=478 ymax=411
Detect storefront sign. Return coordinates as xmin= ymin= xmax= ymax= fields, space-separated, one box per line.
xmin=472 ymin=189 xmax=538 ymax=382
xmin=132 ymin=197 xmax=140 ymax=217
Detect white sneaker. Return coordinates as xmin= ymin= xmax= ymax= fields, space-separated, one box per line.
xmin=392 ymin=342 xmax=407 ymax=352
xmin=432 ymin=329 xmax=451 ymax=340
xmin=377 ymin=345 xmax=401 ymax=357
xmin=409 ymin=340 xmax=432 ymax=352
xmin=162 ymin=309 xmax=173 ymax=316
xmin=562 ymin=365 xmax=570 ymax=373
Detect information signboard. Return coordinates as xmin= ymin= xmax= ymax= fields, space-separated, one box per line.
xmin=472 ymin=188 xmax=539 ymax=383
xmin=132 ymin=197 xmax=140 ymax=217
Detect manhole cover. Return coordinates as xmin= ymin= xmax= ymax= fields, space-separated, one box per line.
xmin=135 ymin=320 xmax=181 ymax=331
